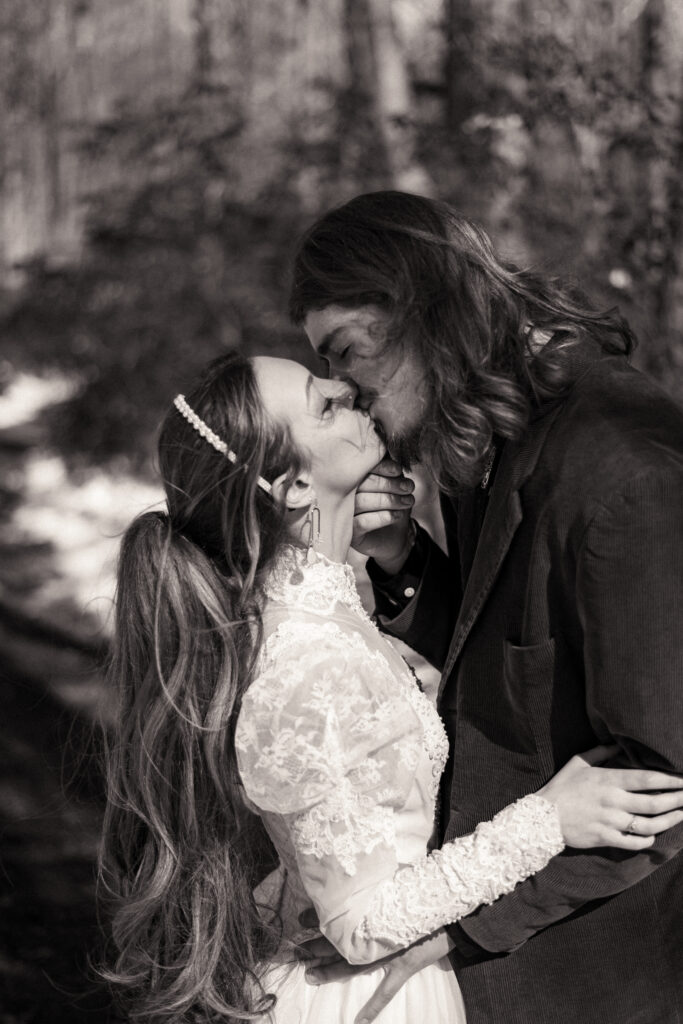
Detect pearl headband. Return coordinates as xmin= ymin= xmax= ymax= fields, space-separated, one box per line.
xmin=173 ymin=394 xmax=272 ymax=494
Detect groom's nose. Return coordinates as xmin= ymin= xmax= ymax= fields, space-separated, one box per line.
xmin=355 ymin=390 xmax=373 ymax=412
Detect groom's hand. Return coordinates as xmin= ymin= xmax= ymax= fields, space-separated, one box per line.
xmin=352 ymin=931 xmax=455 ymax=1024
xmin=353 ymin=457 xmax=415 ymax=573
xmin=305 ymin=929 xmax=454 ymax=1024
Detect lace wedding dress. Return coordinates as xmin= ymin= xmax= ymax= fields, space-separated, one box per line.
xmin=235 ymin=550 xmax=564 ymax=1023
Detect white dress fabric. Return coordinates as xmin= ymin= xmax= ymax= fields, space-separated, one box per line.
xmin=235 ymin=550 xmax=564 ymax=1023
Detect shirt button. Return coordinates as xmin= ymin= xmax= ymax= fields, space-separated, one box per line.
xmin=403 ymin=586 xmax=416 ymax=599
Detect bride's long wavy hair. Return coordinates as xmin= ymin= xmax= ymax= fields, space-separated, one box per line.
xmin=289 ymin=190 xmax=637 ymax=490
xmin=99 ymin=352 xmax=305 ymax=1022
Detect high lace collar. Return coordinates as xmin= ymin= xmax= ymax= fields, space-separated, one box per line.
xmin=263 ymin=546 xmax=371 ymax=622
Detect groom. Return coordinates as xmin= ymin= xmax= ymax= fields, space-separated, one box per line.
xmin=289 ymin=192 xmax=683 ymax=1023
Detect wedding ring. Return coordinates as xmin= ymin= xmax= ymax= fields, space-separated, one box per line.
xmin=627 ymin=816 xmax=639 ymax=834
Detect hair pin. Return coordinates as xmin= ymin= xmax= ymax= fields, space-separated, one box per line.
xmin=173 ymin=395 xmax=272 ymax=494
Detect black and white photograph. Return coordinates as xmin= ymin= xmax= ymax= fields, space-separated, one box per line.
xmin=1 ymin=2 xmax=682 ymax=1022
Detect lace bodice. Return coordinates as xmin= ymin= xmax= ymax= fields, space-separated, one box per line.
xmin=263 ymin=551 xmax=373 ymax=623
xmin=235 ymin=549 xmax=564 ymax=965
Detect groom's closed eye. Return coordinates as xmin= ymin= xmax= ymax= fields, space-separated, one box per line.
xmin=319 ymin=329 xmax=372 ymax=368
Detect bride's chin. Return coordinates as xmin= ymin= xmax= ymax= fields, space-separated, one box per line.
xmin=351 ymin=447 xmax=386 ymax=490
xmin=367 ymin=439 xmax=386 ymax=466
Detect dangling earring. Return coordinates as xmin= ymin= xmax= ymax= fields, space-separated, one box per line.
xmin=289 ymin=499 xmax=321 ymax=585
xmin=304 ymin=499 xmax=321 ymax=564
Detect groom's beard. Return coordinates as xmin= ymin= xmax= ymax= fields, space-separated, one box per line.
xmin=383 ymin=420 xmax=425 ymax=471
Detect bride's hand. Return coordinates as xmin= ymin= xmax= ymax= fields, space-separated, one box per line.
xmin=537 ymin=744 xmax=683 ymax=849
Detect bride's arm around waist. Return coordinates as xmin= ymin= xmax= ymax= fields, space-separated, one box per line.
xmin=235 ymin=617 xmax=564 ymax=966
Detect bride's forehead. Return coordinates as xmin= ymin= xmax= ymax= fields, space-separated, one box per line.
xmin=251 ymin=356 xmax=311 ymax=414
xmin=252 ymin=356 xmax=308 ymax=388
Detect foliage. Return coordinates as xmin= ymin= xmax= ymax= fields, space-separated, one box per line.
xmin=1 ymin=89 xmax=315 ymax=467
xmin=1 ymin=0 xmax=681 ymax=470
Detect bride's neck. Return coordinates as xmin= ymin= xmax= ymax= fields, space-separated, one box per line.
xmin=317 ymin=492 xmax=355 ymax=563
xmin=290 ymin=492 xmax=355 ymax=565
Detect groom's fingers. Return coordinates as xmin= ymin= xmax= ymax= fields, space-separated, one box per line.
xmin=305 ymin=960 xmax=359 ymax=984
xmin=357 ymin=471 xmax=413 ymax=495
xmin=353 ymin=509 xmax=410 ymax=536
xmin=355 ymin=490 xmax=414 ymax=512
xmin=297 ymin=936 xmax=339 ymax=961
xmin=352 ymin=931 xmax=454 ymax=1024
xmin=353 ymin=964 xmax=406 ymax=1024
xmin=371 ymin=456 xmax=404 ymax=478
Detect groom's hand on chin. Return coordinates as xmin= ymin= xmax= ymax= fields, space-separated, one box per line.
xmin=353 ymin=456 xmax=415 ymax=572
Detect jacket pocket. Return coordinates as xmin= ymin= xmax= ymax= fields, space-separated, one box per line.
xmin=502 ymin=637 xmax=556 ymax=777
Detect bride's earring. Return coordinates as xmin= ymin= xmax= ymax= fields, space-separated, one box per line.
xmin=289 ymin=499 xmax=321 ymax=585
xmin=304 ymin=500 xmax=321 ymax=564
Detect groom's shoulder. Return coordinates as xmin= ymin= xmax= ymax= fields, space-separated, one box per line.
xmin=541 ymin=354 xmax=683 ymax=495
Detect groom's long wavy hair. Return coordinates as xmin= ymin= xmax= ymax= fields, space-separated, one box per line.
xmin=99 ymin=353 xmax=303 ymax=1022
xmin=289 ymin=191 xmax=636 ymax=490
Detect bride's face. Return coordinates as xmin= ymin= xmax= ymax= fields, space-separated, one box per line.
xmin=252 ymin=356 xmax=385 ymax=497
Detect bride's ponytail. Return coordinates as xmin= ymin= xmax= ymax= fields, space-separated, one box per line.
xmin=99 ymin=353 xmax=305 ymax=1022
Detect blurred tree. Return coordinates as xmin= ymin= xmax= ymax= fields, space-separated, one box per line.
xmin=638 ymin=0 xmax=683 ymax=379
xmin=0 ymin=0 xmax=681 ymax=470
xmin=344 ymin=0 xmax=432 ymax=192
xmin=445 ymin=0 xmax=480 ymax=130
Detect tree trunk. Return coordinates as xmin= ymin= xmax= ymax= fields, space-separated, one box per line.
xmin=343 ymin=0 xmax=431 ymax=192
xmin=639 ymin=0 xmax=683 ymax=380
xmin=445 ymin=0 xmax=477 ymax=130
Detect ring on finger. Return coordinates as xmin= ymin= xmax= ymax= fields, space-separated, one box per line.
xmin=626 ymin=815 xmax=639 ymax=834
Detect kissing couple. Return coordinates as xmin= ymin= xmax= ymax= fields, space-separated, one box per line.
xmin=100 ymin=192 xmax=683 ymax=1024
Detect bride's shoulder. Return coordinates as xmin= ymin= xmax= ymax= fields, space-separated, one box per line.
xmin=246 ymin=614 xmax=390 ymax=720
xmin=240 ymin=608 xmax=412 ymax=730
xmin=261 ymin=612 xmax=371 ymax=662
xmin=235 ymin=611 xmax=423 ymax=816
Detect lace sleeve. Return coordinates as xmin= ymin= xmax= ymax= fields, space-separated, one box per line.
xmin=355 ymin=794 xmax=564 ymax=950
xmin=235 ymin=619 xmax=423 ymax=820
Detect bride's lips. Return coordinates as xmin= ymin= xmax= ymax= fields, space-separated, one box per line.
xmin=370 ymin=417 xmax=387 ymax=448
xmin=355 ymin=412 xmax=384 ymax=454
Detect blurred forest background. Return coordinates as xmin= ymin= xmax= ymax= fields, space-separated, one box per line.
xmin=1 ymin=0 xmax=683 ymax=1020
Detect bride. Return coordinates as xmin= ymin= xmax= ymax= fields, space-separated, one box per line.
xmin=99 ymin=351 xmax=683 ymax=1024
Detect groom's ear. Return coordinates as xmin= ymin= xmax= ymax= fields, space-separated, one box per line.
xmin=270 ymin=472 xmax=316 ymax=511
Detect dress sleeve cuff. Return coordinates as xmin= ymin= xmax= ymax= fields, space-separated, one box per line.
xmin=367 ymin=522 xmax=429 ymax=618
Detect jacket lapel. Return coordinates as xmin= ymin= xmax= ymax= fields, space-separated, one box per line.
xmin=438 ymin=403 xmax=563 ymax=699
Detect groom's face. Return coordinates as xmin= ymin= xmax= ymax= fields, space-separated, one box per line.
xmin=303 ymin=305 xmax=428 ymax=467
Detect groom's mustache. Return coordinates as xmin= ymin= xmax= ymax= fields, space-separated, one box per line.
xmin=377 ymin=420 xmax=425 ymax=471
xmin=346 ymin=380 xmax=425 ymax=469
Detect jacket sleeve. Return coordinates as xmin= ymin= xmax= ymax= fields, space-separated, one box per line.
xmin=454 ymin=466 xmax=683 ymax=956
xmin=369 ymin=522 xmax=463 ymax=672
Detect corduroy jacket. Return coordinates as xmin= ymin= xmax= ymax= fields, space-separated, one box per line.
xmin=372 ymin=344 xmax=683 ymax=1024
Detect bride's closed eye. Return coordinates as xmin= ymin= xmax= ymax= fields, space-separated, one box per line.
xmin=321 ymin=395 xmax=353 ymax=417
xmin=318 ymin=383 xmax=357 ymax=417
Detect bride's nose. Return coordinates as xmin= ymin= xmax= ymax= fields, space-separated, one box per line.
xmin=333 ymin=380 xmax=358 ymax=407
